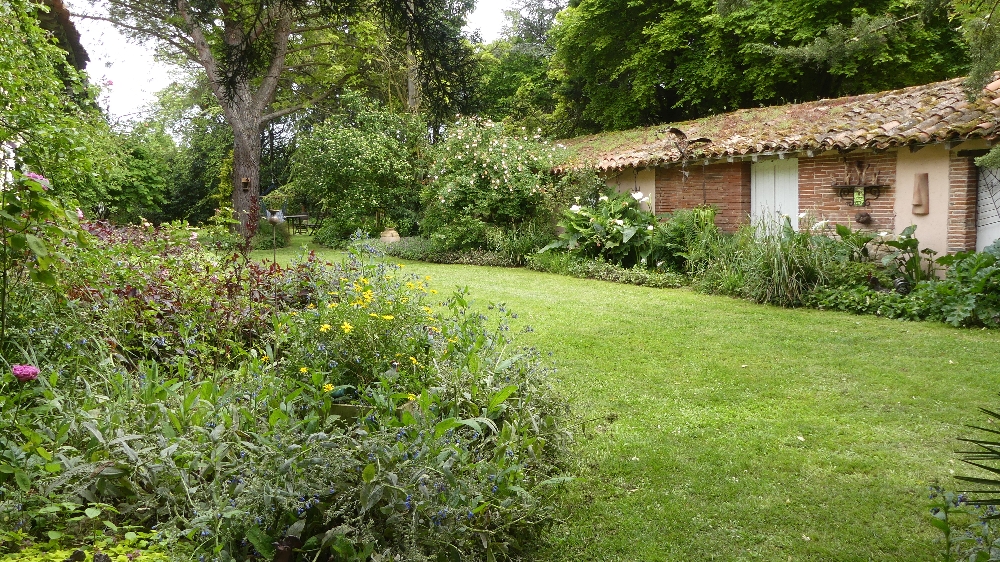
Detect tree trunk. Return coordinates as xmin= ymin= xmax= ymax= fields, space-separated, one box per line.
xmin=231 ymin=114 xmax=263 ymax=235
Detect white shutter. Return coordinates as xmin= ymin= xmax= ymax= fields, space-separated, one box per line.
xmin=751 ymin=158 xmax=799 ymax=229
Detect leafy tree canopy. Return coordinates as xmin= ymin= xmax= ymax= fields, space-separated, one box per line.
xmin=548 ymin=0 xmax=969 ymax=134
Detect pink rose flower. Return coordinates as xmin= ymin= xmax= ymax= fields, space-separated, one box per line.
xmin=11 ymin=364 xmax=39 ymax=382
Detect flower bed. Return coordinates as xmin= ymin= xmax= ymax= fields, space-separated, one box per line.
xmin=0 ymin=225 xmax=571 ymax=561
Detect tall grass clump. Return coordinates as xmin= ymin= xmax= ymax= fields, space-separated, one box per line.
xmin=691 ymin=217 xmax=844 ymax=307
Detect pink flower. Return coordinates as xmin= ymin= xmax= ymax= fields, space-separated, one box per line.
xmin=11 ymin=364 xmax=39 ymax=382
xmin=76 ymin=208 xmax=84 ymax=220
xmin=24 ymin=172 xmax=50 ymax=190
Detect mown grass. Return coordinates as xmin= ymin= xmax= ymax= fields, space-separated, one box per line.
xmin=257 ymin=241 xmax=1000 ymax=560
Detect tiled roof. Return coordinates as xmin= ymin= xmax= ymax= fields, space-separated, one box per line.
xmin=557 ymin=75 xmax=1000 ymax=171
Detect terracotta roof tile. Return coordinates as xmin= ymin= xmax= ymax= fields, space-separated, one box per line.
xmin=558 ymin=74 xmax=1000 ymax=171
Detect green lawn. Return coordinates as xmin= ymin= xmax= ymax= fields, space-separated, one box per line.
xmin=260 ymin=240 xmax=1000 ymax=560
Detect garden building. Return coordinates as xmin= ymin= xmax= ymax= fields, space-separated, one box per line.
xmin=557 ymin=74 xmax=1000 ymax=257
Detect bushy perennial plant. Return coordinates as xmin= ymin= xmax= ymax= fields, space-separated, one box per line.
xmin=0 ymin=225 xmax=571 ymax=561
xmin=420 ymin=119 xmax=570 ymax=251
xmin=542 ymin=189 xmax=716 ymax=272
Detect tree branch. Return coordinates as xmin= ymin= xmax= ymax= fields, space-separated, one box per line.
xmin=260 ymin=87 xmax=336 ymax=123
xmin=285 ymin=40 xmax=343 ymax=54
xmin=253 ymin=12 xmax=294 ymax=116
xmin=176 ymin=0 xmax=228 ymax=117
xmin=845 ymin=13 xmax=919 ymax=43
xmin=292 ymin=23 xmax=343 ymax=34
xmin=71 ymin=12 xmax=197 ymax=59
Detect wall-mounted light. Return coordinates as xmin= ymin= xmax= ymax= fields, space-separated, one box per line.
xmin=241 ymin=177 xmax=250 ymax=192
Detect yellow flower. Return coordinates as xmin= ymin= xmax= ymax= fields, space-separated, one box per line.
xmin=290 ymin=311 xmax=299 ymax=316
xmin=406 ymin=282 xmax=415 ymax=289
xmin=422 ymin=306 xmax=433 ymax=314
xmin=430 ymin=289 xmax=438 ymax=294
xmin=424 ymin=275 xmax=432 ymax=281
xmin=369 ymin=313 xmax=379 ymax=318
xmin=400 ymin=297 xmax=409 ymax=303
xmin=359 ymin=277 xmax=369 ymax=285
xmin=327 ymin=302 xmax=338 ymax=308
xmin=319 ymin=323 xmax=332 ymax=333
xmin=381 ymin=315 xmax=394 ymax=320
xmin=407 ymin=393 xmax=417 ymax=401
xmin=327 ymin=291 xmax=338 ymax=296
xmin=323 ymin=383 xmax=334 ymax=393
xmin=261 ymin=354 xmax=269 ymax=362
xmin=341 ymin=321 xmax=353 ymax=334
xmin=306 ymin=303 xmax=316 ymax=309
xmin=397 ymin=263 xmax=405 ymax=268
xmin=300 ymin=367 xmax=309 ymax=374
xmin=409 ymin=356 xmax=418 ymax=365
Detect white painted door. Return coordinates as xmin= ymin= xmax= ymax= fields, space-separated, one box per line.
xmin=978 ymin=167 xmax=1000 ymax=252
xmin=751 ymin=158 xmax=799 ymax=229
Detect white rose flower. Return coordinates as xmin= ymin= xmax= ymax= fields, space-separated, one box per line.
xmin=631 ymin=191 xmax=644 ymax=201
xmin=647 ymin=225 xmax=654 ymax=231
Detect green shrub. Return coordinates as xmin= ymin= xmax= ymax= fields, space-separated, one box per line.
xmin=543 ymin=190 xmax=716 ymax=271
xmin=914 ymin=244 xmax=1000 ymax=327
xmin=252 ymin=217 xmax=291 ymax=249
xmin=285 ymin=92 xmax=425 ymax=241
xmin=313 ymin=216 xmax=377 ymax=248
xmin=526 ymin=252 xmax=687 ymax=289
xmin=381 ymin=237 xmax=524 ymax=267
xmin=542 ymin=190 xmax=657 ymax=268
xmin=420 ymin=118 xmax=566 ymax=251
xmin=199 ymin=207 xmax=290 ymax=252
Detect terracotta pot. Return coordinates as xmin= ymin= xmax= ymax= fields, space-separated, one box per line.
xmin=380 ymin=228 xmax=400 ymax=243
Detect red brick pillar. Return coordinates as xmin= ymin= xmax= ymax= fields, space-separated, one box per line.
xmin=947 ymin=155 xmax=978 ymax=253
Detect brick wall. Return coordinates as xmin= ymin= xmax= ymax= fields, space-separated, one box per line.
xmin=947 ymin=155 xmax=979 ymax=252
xmin=654 ymin=162 xmax=750 ymax=232
xmin=798 ymin=152 xmax=896 ymax=232
xmin=648 ymin=149 xmax=983 ymax=245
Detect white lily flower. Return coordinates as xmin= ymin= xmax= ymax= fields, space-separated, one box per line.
xmin=599 ymin=195 xmax=608 ymax=202
xmin=570 ymin=205 xmax=581 ymax=213
xmin=647 ymin=225 xmax=654 ymax=231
